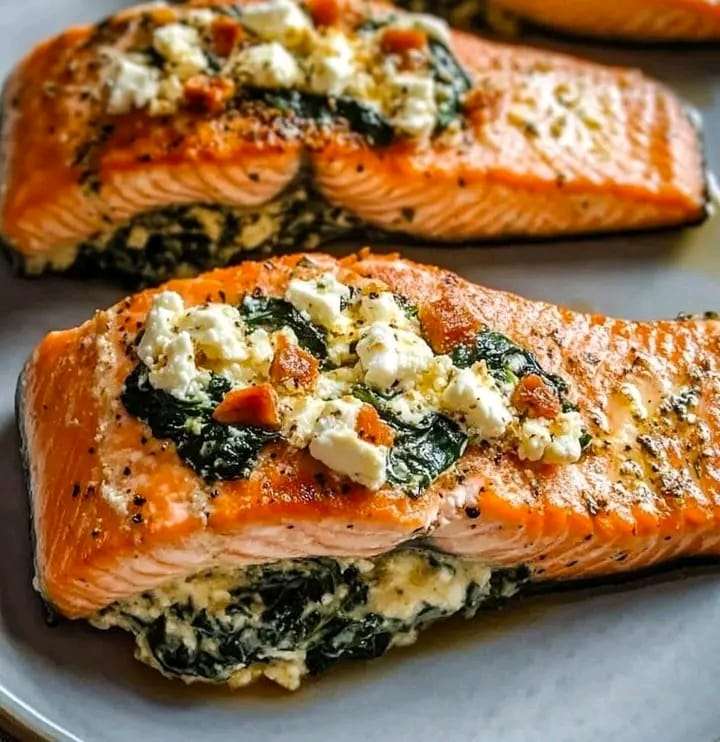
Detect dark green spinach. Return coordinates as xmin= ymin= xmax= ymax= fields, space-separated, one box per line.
xmin=429 ymin=39 xmax=472 ymax=131
xmin=451 ymin=329 xmax=569 ymax=397
xmin=354 ymin=386 xmax=467 ymax=497
xmin=248 ymin=88 xmax=395 ymax=147
xmin=240 ymin=295 xmax=328 ymax=360
xmin=121 ymin=364 xmax=279 ymax=482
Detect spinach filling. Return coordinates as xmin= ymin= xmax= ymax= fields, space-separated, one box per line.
xmin=92 ymin=549 xmax=529 ymax=686
xmin=74 ymin=187 xmax=364 ymax=285
xmin=354 ymin=386 xmax=467 ymax=497
xmin=240 ymin=294 xmax=328 ymax=361
xmin=121 ymin=365 xmax=279 ymax=482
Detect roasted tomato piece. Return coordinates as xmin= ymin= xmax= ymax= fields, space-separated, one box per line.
xmin=381 ymin=27 xmax=428 ymax=54
xmin=308 ymin=0 xmax=341 ymax=26
xmin=419 ymin=290 xmax=481 ymax=354
xmin=356 ymin=404 xmax=395 ymax=447
xmin=512 ymin=374 xmax=561 ymax=419
xmin=213 ymin=383 xmax=280 ymax=428
xmin=211 ymin=16 xmax=244 ymax=57
xmin=270 ymin=335 xmax=319 ymax=390
xmin=183 ymin=75 xmax=235 ymax=114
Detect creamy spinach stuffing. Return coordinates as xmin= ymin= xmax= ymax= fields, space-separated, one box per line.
xmin=120 ymin=264 xmax=589 ymax=502
xmin=91 ymin=548 xmax=528 ymax=689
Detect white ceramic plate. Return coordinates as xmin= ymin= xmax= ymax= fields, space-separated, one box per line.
xmin=1 ymin=3 xmax=720 ymax=739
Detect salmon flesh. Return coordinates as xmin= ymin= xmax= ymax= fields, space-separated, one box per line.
xmin=397 ymin=0 xmax=720 ymax=41
xmin=18 ymin=251 xmax=720 ymax=689
xmin=0 ymin=0 xmax=707 ymax=284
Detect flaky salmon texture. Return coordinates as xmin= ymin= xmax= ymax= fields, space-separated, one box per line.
xmin=19 ymin=251 xmax=720 ymax=689
xmin=399 ymin=0 xmax=720 ymax=42
xmin=0 ymin=0 xmax=708 ymax=284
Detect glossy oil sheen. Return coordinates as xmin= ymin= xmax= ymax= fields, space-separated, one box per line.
xmin=1 ymin=2 xmax=720 ymax=740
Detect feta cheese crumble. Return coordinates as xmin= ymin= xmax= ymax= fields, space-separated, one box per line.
xmin=235 ymin=42 xmax=303 ymax=89
xmin=442 ymin=365 xmax=512 ymax=440
xmin=97 ymin=0 xmax=471 ymax=143
xmin=285 ymin=273 xmax=351 ymax=332
xmin=308 ymin=398 xmax=388 ymax=489
xmin=132 ymin=269 xmax=587 ymax=493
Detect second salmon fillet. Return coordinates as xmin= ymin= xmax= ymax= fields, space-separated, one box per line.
xmin=0 ymin=0 xmax=707 ymax=283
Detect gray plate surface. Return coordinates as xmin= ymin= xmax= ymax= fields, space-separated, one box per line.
xmin=1 ymin=2 xmax=720 ymax=740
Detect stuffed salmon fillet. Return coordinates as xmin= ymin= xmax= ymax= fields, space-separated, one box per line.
xmin=0 ymin=0 xmax=707 ymax=284
xmin=399 ymin=0 xmax=720 ymax=42
xmin=18 ymin=250 xmax=720 ymax=689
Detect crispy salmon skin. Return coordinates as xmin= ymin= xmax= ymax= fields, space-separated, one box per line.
xmin=0 ymin=0 xmax=707 ymax=283
xmin=19 ymin=249 xmax=720 ymax=629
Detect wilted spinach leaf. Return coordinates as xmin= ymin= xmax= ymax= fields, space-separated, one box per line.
xmin=354 ymin=385 xmax=467 ymax=497
xmin=429 ymin=39 xmax=472 ymax=131
xmin=248 ymin=88 xmax=395 ymax=147
xmin=121 ymin=364 xmax=279 ymax=482
xmin=451 ymin=329 xmax=569 ymax=396
xmin=240 ymin=295 xmax=328 ymax=360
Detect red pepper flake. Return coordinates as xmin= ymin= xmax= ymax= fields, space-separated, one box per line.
xmin=71 ymin=483 xmax=81 ymax=498
xmin=131 ymin=513 xmax=143 ymax=525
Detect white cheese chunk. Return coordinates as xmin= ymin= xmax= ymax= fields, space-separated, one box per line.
xmin=153 ymin=23 xmax=208 ymax=79
xmin=390 ymin=73 xmax=437 ymax=138
xmin=517 ymin=418 xmax=552 ymax=462
xmin=236 ymin=42 xmax=302 ymax=89
xmin=239 ymin=0 xmax=312 ymax=42
xmin=544 ymin=411 xmax=584 ymax=465
xmin=309 ymin=398 xmax=387 ymax=490
xmin=148 ymin=331 xmax=211 ymax=400
xmin=282 ymin=396 xmax=326 ymax=447
xmin=359 ymin=291 xmax=411 ymax=328
xmin=306 ymin=31 xmax=355 ymax=97
xmin=105 ymin=52 xmax=161 ymax=115
xmin=285 ymin=273 xmax=351 ymax=332
xmin=356 ymin=322 xmax=433 ymax=391
xmin=137 ymin=291 xmax=185 ymax=368
xmin=176 ymin=304 xmax=247 ymax=362
xmin=442 ymin=366 xmax=511 ymax=439
xmin=619 ymin=382 xmax=648 ymax=420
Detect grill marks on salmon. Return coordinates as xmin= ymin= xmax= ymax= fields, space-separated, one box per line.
xmin=0 ymin=1 xmax=708 ymax=281
xmin=18 ymin=251 xmax=720 ymax=619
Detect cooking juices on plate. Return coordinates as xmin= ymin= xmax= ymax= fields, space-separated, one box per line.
xmin=397 ymin=0 xmax=720 ymax=42
xmin=18 ymin=251 xmax=720 ymax=689
xmin=0 ymin=0 xmax=707 ymax=284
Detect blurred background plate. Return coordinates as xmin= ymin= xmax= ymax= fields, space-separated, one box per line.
xmin=1 ymin=1 xmax=720 ymax=739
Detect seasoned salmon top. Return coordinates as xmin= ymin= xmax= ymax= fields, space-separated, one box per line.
xmin=0 ymin=0 xmax=706 ymax=279
xmin=20 ymin=251 xmax=720 ymax=617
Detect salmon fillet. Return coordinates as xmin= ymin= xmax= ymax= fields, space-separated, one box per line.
xmin=18 ymin=250 xmax=720 ymax=687
xmin=0 ymin=0 xmax=706 ymax=283
xmin=399 ymin=0 xmax=720 ymax=41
